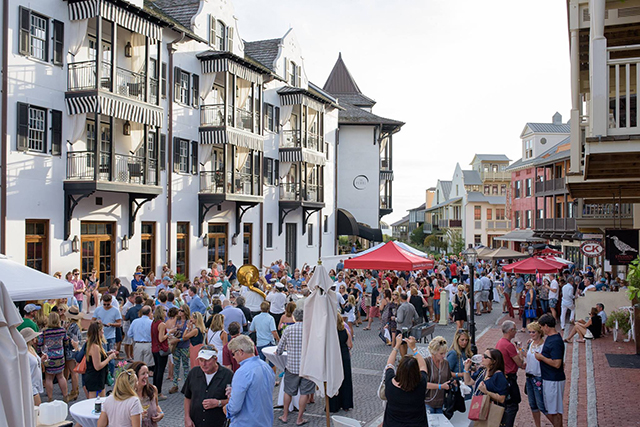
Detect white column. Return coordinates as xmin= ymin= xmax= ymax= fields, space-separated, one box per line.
xmin=570 ymin=27 xmax=582 ymax=174
xmin=589 ymin=0 xmax=608 ymax=136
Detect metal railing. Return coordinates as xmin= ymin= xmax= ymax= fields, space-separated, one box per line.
xmin=607 ymin=45 xmax=640 ymax=133
xmin=235 ymin=108 xmax=253 ymax=132
xmin=581 ymin=203 xmax=633 ymax=218
xmin=280 ymin=183 xmax=300 ymax=201
xmin=67 ymin=60 xmax=112 ymax=91
xmin=279 ymin=183 xmax=322 ymax=202
xmin=306 ymin=133 xmax=323 ymax=152
xmin=534 ymin=218 xmax=576 ymax=231
xmin=199 ymin=171 xmax=226 ymax=193
xmin=66 ymin=151 xmax=157 ymax=185
xmin=535 ymin=178 xmax=566 ymax=194
xmin=281 ymin=130 xmax=302 ymax=148
xmin=115 ymin=67 xmax=145 ymax=102
xmin=201 ymin=104 xmax=226 ymax=127
xmin=380 ymin=195 xmax=392 ymax=210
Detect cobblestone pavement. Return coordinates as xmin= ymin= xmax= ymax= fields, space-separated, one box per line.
xmin=55 ymin=303 xmax=504 ymax=426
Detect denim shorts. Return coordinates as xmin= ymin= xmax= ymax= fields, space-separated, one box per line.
xmin=433 ymin=299 xmax=441 ymax=315
xmin=549 ymin=298 xmax=558 ymax=308
xmin=526 ymin=375 xmax=547 ymax=414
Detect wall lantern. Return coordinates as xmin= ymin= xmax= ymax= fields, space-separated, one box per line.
xmin=124 ymin=42 xmax=132 ymax=58
xmin=71 ymin=235 xmax=80 ymax=253
xmin=122 ymin=235 xmax=130 ymax=251
xmin=203 ymin=234 xmax=209 ymax=247
xmin=123 ymin=121 xmax=131 ymax=136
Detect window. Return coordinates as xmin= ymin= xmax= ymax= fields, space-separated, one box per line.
xmin=307 ymin=224 xmax=313 ymax=246
xmin=474 ymin=235 xmax=482 ymax=245
xmin=324 ymin=215 xmax=329 ymax=233
xmin=176 ymin=222 xmax=189 ymax=277
xmin=496 ymin=208 xmax=505 ymax=220
xmin=243 ymin=224 xmax=252 ymax=265
xmin=192 ymin=74 xmax=199 ymax=108
xmin=514 ymin=181 xmax=521 ymax=198
xmin=474 ymin=206 xmax=481 ymax=220
xmin=263 ymin=158 xmax=278 ymax=186
xmin=174 ymin=68 xmax=190 ymax=105
xmin=266 ymin=223 xmax=273 ymax=249
xmin=207 ymin=223 xmax=227 ymax=267
xmin=514 ymin=211 xmax=521 ymax=228
xmin=500 ymin=184 xmax=507 ymax=195
xmin=25 ymin=220 xmax=48 ymax=273
xmin=210 ymin=17 xmax=233 ymax=51
xmin=16 ymin=103 xmax=62 ymax=154
xmin=526 ymin=210 xmax=533 ymax=228
xmin=140 ymin=222 xmax=155 ymax=276
xmin=263 ymin=103 xmax=279 ymax=132
xmin=492 ymin=185 xmax=498 ymax=195
xmin=19 ymin=8 xmax=63 ymax=64
xmin=484 ymin=185 xmax=490 ymax=195
xmin=525 ymin=178 xmax=532 ymax=197
xmin=524 ymin=139 xmax=533 ymax=159
xmin=487 ymin=209 xmax=492 ymax=220
xmin=290 ymin=61 xmax=298 ymax=86
xmin=27 ymin=106 xmax=46 ymax=152
xmin=216 ymin=20 xmax=226 ymax=50
xmin=178 ymin=139 xmax=189 ymax=173
xmin=173 ymin=138 xmax=197 ymax=174
xmin=537 ymin=209 xmax=544 ymax=219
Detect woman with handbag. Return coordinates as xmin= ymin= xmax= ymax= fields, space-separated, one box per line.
xmin=151 ymin=306 xmax=169 ymax=400
xmin=85 ymin=322 xmax=117 ymax=398
xmin=524 ymin=322 xmax=546 ymax=427
xmin=382 ymin=335 xmax=428 ymax=426
xmin=463 ymin=348 xmax=508 ymax=426
xmin=424 ymin=336 xmax=453 ymax=414
xmin=521 ymin=281 xmax=537 ymax=332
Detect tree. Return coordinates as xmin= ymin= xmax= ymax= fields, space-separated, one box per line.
xmin=446 ymin=229 xmax=465 ymax=255
xmin=383 ymin=234 xmax=393 ymax=243
xmin=424 ymin=234 xmax=447 ymax=253
xmin=410 ymin=225 xmax=425 ymax=246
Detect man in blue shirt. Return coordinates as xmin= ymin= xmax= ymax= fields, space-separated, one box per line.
xmin=226 ymin=335 xmax=275 ymax=427
xmin=127 ymin=306 xmax=154 ymax=366
xmin=249 ymin=301 xmax=279 ymax=361
xmin=515 ymin=273 xmax=526 ymax=295
xmin=336 ymin=259 xmax=344 ymax=272
xmin=536 ymin=314 xmax=566 ymax=427
xmin=131 ymin=272 xmax=145 ymax=292
xmin=188 ymin=286 xmax=206 ymax=315
xmin=290 ymin=271 xmax=303 ymax=291
xmin=155 ymin=276 xmax=171 ymax=298
xmin=226 ymin=260 xmax=237 ymax=283
xmin=221 ymin=300 xmax=247 ymax=332
xmin=92 ymin=294 xmax=121 ymax=373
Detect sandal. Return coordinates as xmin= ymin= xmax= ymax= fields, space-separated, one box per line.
xmin=363 ymin=327 xmax=370 ymax=331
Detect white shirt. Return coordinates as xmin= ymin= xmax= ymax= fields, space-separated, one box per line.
xmin=28 ymin=351 xmax=43 ymax=395
xmin=444 ymin=283 xmax=456 ymax=302
xmin=561 ymin=283 xmax=575 ymax=306
xmin=266 ymin=292 xmax=287 ymax=314
xmin=549 ymin=280 xmax=559 ymax=299
xmin=525 ymin=341 xmax=544 ymax=377
xmin=583 ymin=284 xmax=596 ymax=294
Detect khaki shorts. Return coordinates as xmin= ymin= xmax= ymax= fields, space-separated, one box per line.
xmin=284 ymin=370 xmax=316 ymax=396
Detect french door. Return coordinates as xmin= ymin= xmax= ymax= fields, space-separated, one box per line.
xmin=81 ymin=221 xmax=115 ymax=290
xmin=285 ymin=223 xmax=297 ymax=270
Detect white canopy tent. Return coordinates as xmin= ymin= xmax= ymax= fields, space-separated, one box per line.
xmin=0 ymin=279 xmax=37 ymax=427
xmin=0 ymin=254 xmax=73 ymax=301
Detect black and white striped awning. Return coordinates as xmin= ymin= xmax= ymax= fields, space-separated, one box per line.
xmin=200 ymin=128 xmax=264 ymax=151
xmin=279 ymin=92 xmax=324 ymax=112
xmin=68 ymin=0 xmax=162 ymax=41
xmin=201 ymin=58 xmax=263 ymax=85
xmin=65 ymin=94 xmax=163 ymax=127
xmin=279 ymin=148 xmax=326 ymax=166
xmin=380 ymin=171 xmax=394 ymax=181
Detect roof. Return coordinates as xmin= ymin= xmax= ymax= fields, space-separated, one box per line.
xmin=521 ymin=122 xmax=571 ymax=137
xmin=195 ymin=50 xmax=273 ymax=75
xmin=505 ymin=157 xmax=535 ymax=172
xmin=462 ymin=170 xmax=482 ymax=185
xmin=533 ymin=137 xmax=571 ymax=166
xmin=148 ymin=0 xmax=199 ymax=30
xmin=391 ymin=215 xmax=410 ymax=227
xmin=466 ymin=192 xmax=506 ymax=205
xmin=408 ymin=203 xmax=426 ymax=212
xmin=425 ymin=196 xmax=463 ymax=212
xmin=323 ymin=53 xmax=363 ymax=95
xmin=494 ymin=229 xmax=546 ymax=243
xmin=440 ymin=180 xmax=452 ymax=200
xmin=244 ymin=38 xmax=281 ymax=71
xmin=277 ymin=85 xmax=337 ymax=107
xmin=333 ymin=93 xmax=376 ymax=108
xmin=143 ymin=0 xmax=206 ymax=43
xmin=470 ymin=154 xmax=511 ymax=164
xmin=338 ymin=102 xmax=404 ymax=129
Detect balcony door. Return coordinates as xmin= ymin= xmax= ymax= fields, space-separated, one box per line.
xmin=86 ymin=118 xmax=112 ymax=178
xmin=81 ymin=221 xmax=115 ymax=290
xmin=243 ymin=224 xmax=252 ymax=266
xmin=285 ymin=223 xmax=297 ymax=270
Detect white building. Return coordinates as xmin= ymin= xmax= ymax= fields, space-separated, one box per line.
xmin=0 ymin=0 xmax=345 ymax=287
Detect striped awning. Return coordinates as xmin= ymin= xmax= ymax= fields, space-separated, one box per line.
xmin=68 ymin=0 xmax=162 ymax=41
xmin=279 ymin=92 xmax=324 ymax=112
xmin=200 ymin=127 xmax=264 ymax=151
xmin=279 ymin=149 xmax=302 ymax=163
xmin=65 ymin=94 xmax=163 ymax=127
xmin=380 ymin=170 xmax=394 ymax=181
xmin=279 ymin=148 xmax=326 ymax=166
xmin=201 ymin=58 xmax=263 ymax=85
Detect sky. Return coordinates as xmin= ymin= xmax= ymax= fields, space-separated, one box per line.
xmin=233 ymin=0 xmax=571 ymax=226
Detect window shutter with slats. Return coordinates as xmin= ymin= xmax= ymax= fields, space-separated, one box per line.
xmin=161 ymin=63 xmax=167 ymax=98
xmin=275 ymin=159 xmax=280 ymax=186
xmin=275 ymin=106 xmax=280 ymax=131
xmin=191 ymin=141 xmax=198 ymax=175
xmin=52 ymin=20 xmax=64 ymax=66
xmin=174 ymin=68 xmax=181 ymax=103
xmin=51 ymin=109 xmax=62 ymax=156
xmin=192 ymin=74 xmax=199 ymax=108
xmin=19 ymin=7 xmax=30 ymax=56
xmin=209 ymin=15 xmax=216 ymax=46
xmin=17 ymin=102 xmax=29 ymax=151
xmin=296 ymin=65 xmax=302 ymax=87
xmin=227 ymin=26 xmax=234 ymax=52
xmin=173 ymin=137 xmax=180 ymax=173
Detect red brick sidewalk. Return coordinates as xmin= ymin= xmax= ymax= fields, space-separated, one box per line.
xmin=475 ymin=317 xmax=640 ymax=426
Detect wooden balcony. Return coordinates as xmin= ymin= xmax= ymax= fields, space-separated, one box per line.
xmin=479 ymin=170 xmax=510 ymax=182
xmin=486 ymin=220 xmax=511 ymax=230
xmin=437 ymin=219 xmax=463 ymax=228
xmin=534 ymin=218 xmax=576 ymax=233
xmin=575 ymin=201 xmax=634 ymax=229
xmin=534 ymin=178 xmax=566 ymax=196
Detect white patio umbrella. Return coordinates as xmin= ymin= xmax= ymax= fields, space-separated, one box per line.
xmin=0 ymin=254 xmax=72 ymax=301
xmin=0 ymin=279 xmax=36 ymax=427
xmin=299 ymin=263 xmax=343 ymax=427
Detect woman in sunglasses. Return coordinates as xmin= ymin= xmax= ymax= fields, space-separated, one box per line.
xmin=463 ymin=348 xmax=508 ymax=414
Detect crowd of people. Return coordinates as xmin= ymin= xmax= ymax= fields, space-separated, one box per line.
xmin=15 ymin=253 xmax=618 ymax=426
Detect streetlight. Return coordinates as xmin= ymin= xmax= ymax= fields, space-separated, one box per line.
xmin=462 ymin=244 xmax=478 ymax=353
xmin=527 ymin=245 xmax=534 ymax=257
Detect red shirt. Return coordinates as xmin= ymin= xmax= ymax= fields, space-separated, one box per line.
xmin=496 ymin=337 xmax=518 ymax=374
xmin=450 ymin=263 xmax=457 ymax=276
xmin=222 ymin=341 xmax=258 ymax=372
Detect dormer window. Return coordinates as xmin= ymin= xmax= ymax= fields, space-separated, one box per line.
xmin=290 ymin=61 xmax=298 ymax=86
xmin=524 ymin=139 xmax=533 ymax=159
xmin=209 ymin=16 xmax=233 ymax=52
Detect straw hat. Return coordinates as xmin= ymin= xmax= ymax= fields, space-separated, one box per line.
xmin=66 ymin=306 xmax=83 ymax=320
xmin=20 ymin=328 xmax=41 ymax=343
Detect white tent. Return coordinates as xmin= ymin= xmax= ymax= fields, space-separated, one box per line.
xmin=0 ymin=254 xmax=73 ymax=301
xmin=0 ymin=279 xmax=37 ymax=427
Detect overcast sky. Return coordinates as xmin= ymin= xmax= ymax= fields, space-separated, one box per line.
xmin=234 ymin=0 xmax=571 ymax=226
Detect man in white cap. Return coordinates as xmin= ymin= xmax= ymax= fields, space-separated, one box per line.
xmin=18 ymin=304 xmax=41 ymax=332
xmin=182 ymin=344 xmax=234 ymax=427
xmin=267 ymin=282 xmax=287 ymax=326
xmin=211 ymin=282 xmax=226 ymax=303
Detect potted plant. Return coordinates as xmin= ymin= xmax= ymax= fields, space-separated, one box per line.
xmin=605 ymin=309 xmax=632 ymax=341
xmin=624 ymin=256 xmax=640 ymax=353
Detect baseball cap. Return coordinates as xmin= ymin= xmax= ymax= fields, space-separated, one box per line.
xmin=213 ymin=282 xmax=222 ymax=289
xmin=197 ymin=345 xmax=218 ymax=360
xmin=135 ymin=271 xmax=143 ymax=275
xmin=24 ymin=304 xmax=41 ymax=313
xmin=162 ymin=276 xmax=171 ymax=282
xmin=452 ymin=278 xmax=458 ymax=284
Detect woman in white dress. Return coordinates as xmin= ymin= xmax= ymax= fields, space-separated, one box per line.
xmin=20 ymin=328 xmax=47 ymax=406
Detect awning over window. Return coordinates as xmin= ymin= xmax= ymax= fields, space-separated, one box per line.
xmin=68 ymin=0 xmax=162 ymax=41
xmin=201 ymin=58 xmax=263 ymax=85
xmin=279 ymin=148 xmax=326 ymax=166
xmin=278 ymin=87 xmax=325 ymax=112
xmin=65 ymin=94 xmax=163 ymax=127
xmin=279 ymin=149 xmax=302 ymax=163
xmin=199 ymin=127 xmax=264 ymax=151
xmin=337 ymin=208 xmax=383 ymax=242
xmin=380 ymin=171 xmax=394 ymax=181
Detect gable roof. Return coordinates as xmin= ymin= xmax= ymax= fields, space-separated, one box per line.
xmin=505 ymin=157 xmax=534 ymax=172
xmin=148 ymin=0 xmax=199 ymax=30
xmin=338 ymin=102 xmax=404 ymax=129
xmin=462 ymin=170 xmax=482 ymax=185
xmin=520 ymin=122 xmax=571 ymax=137
xmin=470 ymin=154 xmax=511 ymax=164
xmin=466 ymin=192 xmax=506 ymax=205
xmin=408 ymin=203 xmax=426 ymax=212
xmin=533 ymin=136 xmax=571 ymax=166
xmin=391 ymin=215 xmax=410 ymax=227
xmin=244 ymin=38 xmax=281 ymax=71
xmin=425 ymin=196 xmax=463 ymax=212
xmin=323 ymin=53 xmax=363 ymax=95
xmin=440 ymin=180 xmax=452 ymax=200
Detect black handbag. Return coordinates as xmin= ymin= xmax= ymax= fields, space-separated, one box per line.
xmin=442 ymin=381 xmax=466 ymax=420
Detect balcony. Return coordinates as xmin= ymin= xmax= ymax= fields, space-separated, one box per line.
xmin=380 ymin=195 xmax=392 ymax=216
xmin=64 ymin=151 xmax=160 ymax=195
xmin=534 ymin=178 xmax=566 ymax=195
xmin=437 ymin=219 xmax=463 ymax=228
xmin=199 ymin=171 xmax=261 ymax=198
xmin=486 ymin=220 xmax=511 ymax=230
xmin=574 ymin=201 xmax=634 ymax=230
xmin=479 ymin=170 xmax=510 ymax=182
xmin=280 ymin=130 xmax=324 ymax=153
xmin=67 ymin=60 xmax=151 ymax=104
xmin=279 ymin=183 xmax=323 ymax=204
xmin=534 ymin=218 xmax=576 ymax=232
xmin=381 ymin=157 xmax=391 ymax=171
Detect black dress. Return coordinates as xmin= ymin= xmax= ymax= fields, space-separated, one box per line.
xmin=409 ymin=295 xmax=425 ymax=323
xmin=329 ymin=329 xmax=354 ymax=412
xmin=453 ymin=293 xmax=468 ymax=322
xmin=84 ymin=348 xmax=108 ymax=392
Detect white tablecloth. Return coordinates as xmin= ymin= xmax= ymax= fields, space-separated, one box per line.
xmin=69 ymin=398 xmax=100 ymax=427
xmin=262 ymin=346 xmax=305 ymax=411
xmin=427 ymin=413 xmax=455 ymax=427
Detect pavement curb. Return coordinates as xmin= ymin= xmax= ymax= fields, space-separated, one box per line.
xmin=585 ymin=340 xmax=598 ymax=427
xmin=568 ymin=338 xmax=579 ymax=427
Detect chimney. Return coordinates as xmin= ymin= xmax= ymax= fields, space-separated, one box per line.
xmin=552 ymin=112 xmax=562 ymax=125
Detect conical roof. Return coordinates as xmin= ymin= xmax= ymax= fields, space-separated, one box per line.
xmin=323 ymin=53 xmax=362 ymax=95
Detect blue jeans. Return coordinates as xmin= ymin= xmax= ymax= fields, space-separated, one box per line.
xmin=77 ymin=300 xmax=83 ymax=312
xmin=539 ymin=299 xmax=549 ymax=314
xmin=525 ymin=375 xmax=547 ymax=413
xmin=433 ymin=299 xmax=441 ymax=315
xmin=106 ymin=338 xmax=116 ymax=375
xmin=257 ymin=345 xmax=274 ymax=367
xmin=425 ymin=404 xmax=443 ymax=414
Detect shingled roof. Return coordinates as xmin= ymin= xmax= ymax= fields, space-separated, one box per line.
xmin=338 ymin=102 xmax=404 ymax=129
xmin=244 ymin=38 xmax=281 ymax=72
xmin=323 ymin=53 xmax=363 ymax=95
xmin=149 ymin=0 xmax=199 ymax=30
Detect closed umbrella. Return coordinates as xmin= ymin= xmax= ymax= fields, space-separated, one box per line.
xmin=299 ymin=263 xmax=343 ymax=427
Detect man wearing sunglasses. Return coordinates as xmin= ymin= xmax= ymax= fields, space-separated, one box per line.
xmin=92 ymin=293 xmax=122 ymax=373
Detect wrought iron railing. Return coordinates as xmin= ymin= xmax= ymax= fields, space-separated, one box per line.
xmin=279 ymin=183 xmax=322 ymax=202
xmin=201 ymin=104 xmax=226 ymax=127
xmin=199 ymin=171 xmax=226 ymax=193
xmin=235 ymin=108 xmax=253 ymax=132
xmin=581 ymin=203 xmax=633 ymax=218
xmin=282 ymin=130 xmax=302 ymax=148
xmin=115 ymin=67 xmax=146 ymax=102
xmin=67 ymin=60 xmax=112 ymax=91
xmin=66 ymin=151 xmax=157 ymax=185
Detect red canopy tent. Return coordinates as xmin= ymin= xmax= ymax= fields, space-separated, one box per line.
xmin=344 ymin=241 xmax=434 ymax=271
xmin=502 ymin=257 xmax=563 ymax=274
xmin=536 ymin=247 xmax=563 ymax=256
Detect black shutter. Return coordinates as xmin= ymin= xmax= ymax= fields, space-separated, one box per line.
xmin=51 ymin=109 xmax=62 ymax=156
xmin=191 ymin=141 xmax=198 ymax=175
xmin=174 ymin=67 xmax=181 ymax=103
xmin=192 ymin=74 xmax=199 ymax=108
xmin=159 ymin=133 xmax=166 ymax=170
xmin=161 ymin=62 xmax=167 ymax=98
xmin=52 ymin=20 xmax=64 ymax=66
xmin=19 ymin=7 xmax=30 ymax=56
xmin=274 ymin=106 xmax=280 ymax=131
xmin=173 ymin=137 xmax=180 ymax=172
xmin=275 ymin=159 xmax=280 ymax=186
xmin=17 ymin=102 xmax=29 ymax=151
